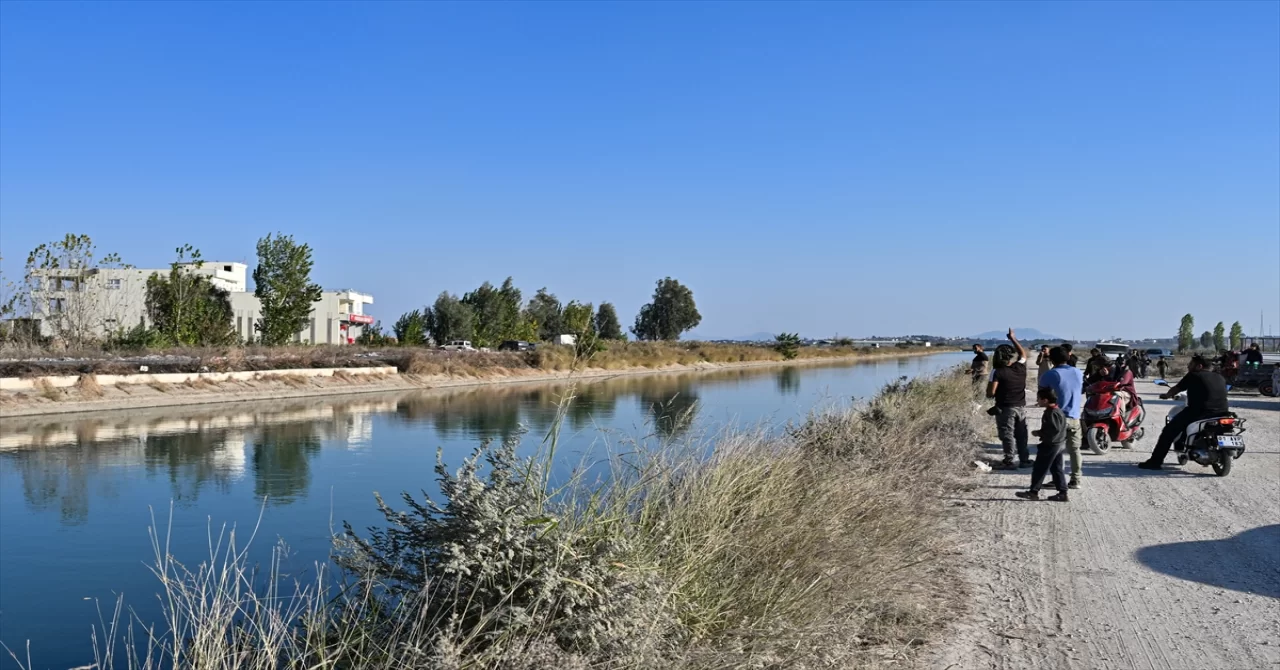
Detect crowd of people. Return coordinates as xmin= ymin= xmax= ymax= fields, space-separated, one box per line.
xmin=969 ymin=331 xmax=1236 ymax=502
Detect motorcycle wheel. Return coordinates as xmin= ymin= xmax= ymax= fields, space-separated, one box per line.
xmin=1085 ymin=426 xmax=1110 ymax=455
xmin=1212 ymin=451 xmax=1233 ymax=477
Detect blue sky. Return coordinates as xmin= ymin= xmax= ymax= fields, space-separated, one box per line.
xmin=2 ymin=1 xmax=1277 ymax=340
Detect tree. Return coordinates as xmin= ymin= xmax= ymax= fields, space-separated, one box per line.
xmin=562 ymin=300 xmax=598 ymax=355
xmin=1199 ymin=331 xmax=1213 ymax=349
xmin=523 ymin=288 xmax=563 ymax=341
xmin=23 ymin=234 xmax=130 ymax=346
xmin=145 ymin=245 xmax=236 ymax=346
xmin=356 ymin=320 xmax=390 ymax=346
xmin=496 ymin=277 xmax=524 ymax=341
xmin=425 ymin=292 xmax=474 ymax=344
xmin=461 ymin=281 xmax=500 ymax=347
xmin=1213 ymin=322 xmax=1225 ymax=351
xmin=632 ymin=277 xmax=701 ymax=341
xmin=393 ymin=309 xmax=429 ymax=346
xmin=1177 ymin=314 xmax=1195 ymax=353
xmin=1230 ymin=322 xmax=1244 ymax=350
xmin=774 ymin=332 xmax=801 ymax=360
xmin=253 ymin=233 xmax=322 ymax=346
xmin=594 ymin=302 xmax=625 ymax=341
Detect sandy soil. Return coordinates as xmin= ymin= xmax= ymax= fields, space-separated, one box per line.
xmin=929 ymin=379 xmax=1280 ymax=670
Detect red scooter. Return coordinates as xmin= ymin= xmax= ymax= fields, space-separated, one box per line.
xmin=1082 ymin=380 xmax=1146 ymax=454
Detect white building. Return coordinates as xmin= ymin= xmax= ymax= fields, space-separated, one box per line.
xmin=28 ymin=262 xmax=373 ymax=344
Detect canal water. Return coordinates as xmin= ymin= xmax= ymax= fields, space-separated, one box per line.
xmin=0 ymin=352 xmax=966 ymax=668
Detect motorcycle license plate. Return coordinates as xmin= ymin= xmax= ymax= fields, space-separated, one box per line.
xmin=1217 ymin=436 xmax=1244 ymax=448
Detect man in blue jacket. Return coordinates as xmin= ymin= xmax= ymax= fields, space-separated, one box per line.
xmin=1038 ymin=346 xmax=1085 ymax=489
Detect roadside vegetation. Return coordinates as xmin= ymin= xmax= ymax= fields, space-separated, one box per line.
xmin=54 ymin=368 xmax=984 ymax=669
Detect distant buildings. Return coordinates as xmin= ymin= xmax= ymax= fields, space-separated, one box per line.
xmin=27 ymin=262 xmax=373 ymax=344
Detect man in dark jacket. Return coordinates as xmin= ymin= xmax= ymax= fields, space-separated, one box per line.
xmin=1245 ymin=343 xmax=1264 ymax=370
xmin=987 ymin=329 xmax=1030 ymax=469
xmin=1139 ymin=355 xmax=1230 ymax=470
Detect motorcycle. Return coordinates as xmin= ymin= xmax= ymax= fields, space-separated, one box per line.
xmin=1153 ymin=379 xmax=1248 ymax=476
xmin=1082 ymin=379 xmax=1145 ymax=454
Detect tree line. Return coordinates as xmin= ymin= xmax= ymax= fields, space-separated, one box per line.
xmin=374 ymin=276 xmax=702 ymax=349
xmin=1 ymin=233 xmax=705 ymax=350
xmin=1177 ymin=314 xmax=1246 ymax=353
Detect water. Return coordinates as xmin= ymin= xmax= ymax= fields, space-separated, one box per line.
xmin=0 ymin=352 xmax=965 ymax=668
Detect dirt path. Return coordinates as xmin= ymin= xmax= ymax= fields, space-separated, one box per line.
xmin=931 ymin=379 xmax=1280 ymax=670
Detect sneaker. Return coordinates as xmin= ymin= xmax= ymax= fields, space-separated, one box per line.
xmin=994 ymin=460 xmax=1018 ymax=471
xmin=1137 ymin=461 xmax=1163 ymax=471
xmin=1018 ymin=460 xmax=1034 ymax=469
xmin=1047 ymin=492 xmax=1069 ymax=502
xmin=1014 ymin=490 xmax=1041 ymax=500
xmin=1068 ymin=478 xmax=1081 ymax=490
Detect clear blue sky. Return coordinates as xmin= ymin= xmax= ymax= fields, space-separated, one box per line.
xmin=2 ymin=1 xmax=1277 ymax=340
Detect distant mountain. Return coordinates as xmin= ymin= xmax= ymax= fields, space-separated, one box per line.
xmin=684 ymin=331 xmax=776 ymax=342
xmin=970 ymin=328 xmax=1062 ymax=341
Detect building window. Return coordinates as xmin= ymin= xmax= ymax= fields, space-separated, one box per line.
xmin=48 ymin=298 xmax=65 ymax=313
xmin=104 ymin=318 xmax=118 ymax=330
xmin=223 ymin=265 xmax=233 ymax=272
xmin=106 ymin=278 xmax=122 ymax=290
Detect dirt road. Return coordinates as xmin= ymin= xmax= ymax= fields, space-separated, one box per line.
xmin=932 ymin=379 xmax=1280 ymax=670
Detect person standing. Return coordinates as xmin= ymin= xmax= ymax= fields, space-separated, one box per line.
xmin=1156 ymin=356 xmax=1169 ymax=379
xmin=1015 ymin=387 xmax=1070 ymax=502
xmin=1036 ymin=345 xmax=1052 ymax=383
xmin=1138 ymin=351 xmax=1149 ymax=379
xmin=971 ymin=344 xmax=990 ymax=384
xmin=1038 ymin=346 xmax=1085 ymax=489
xmin=1060 ymin=343 xmax=1079 ymax=368
xmin=1139 ymin=355 xmax=1230 ymax=470
xmin=987 ymin=328 xmax=1030 ymax=469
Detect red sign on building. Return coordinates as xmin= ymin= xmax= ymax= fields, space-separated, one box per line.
xmin=347 ymin=314 xmax=375 ymax=325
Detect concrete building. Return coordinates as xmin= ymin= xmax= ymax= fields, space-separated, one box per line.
xmin=28 ymin=262 xmax=373 ymax=344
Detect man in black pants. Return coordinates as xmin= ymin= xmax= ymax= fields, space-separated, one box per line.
xmin=1139 ymin=355 xmax=1230 ymax=470
xmin=987 ymin=328 xmax=1030 ymax=469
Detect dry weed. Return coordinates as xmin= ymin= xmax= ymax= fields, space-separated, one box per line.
xmin=34 ymin=378 xmax=61 ymax=401
xmin=75 ymin=374 xmax=103 ymax=399
xmin=148 ymin=380 xmax=171 ymax=393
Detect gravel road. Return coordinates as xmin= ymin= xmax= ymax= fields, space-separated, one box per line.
xmin=932 ymin=378 xmax=1280 ymax=670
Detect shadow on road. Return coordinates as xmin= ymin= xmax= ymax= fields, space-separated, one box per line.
xmin=1225 ymin=399 xmax=1280 ymax=411
xmin=1135 ymin=525 xmax=1280 ymax=599
xmin=1080 ymin=461 xmax=1202 ymax=479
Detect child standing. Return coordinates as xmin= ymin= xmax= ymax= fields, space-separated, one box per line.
xmin=1015 ymin=387 xmax=1070 ymax=502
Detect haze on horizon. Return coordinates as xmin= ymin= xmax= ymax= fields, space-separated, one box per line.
xmin=1 ymin=1 xmax=1277 ymax=342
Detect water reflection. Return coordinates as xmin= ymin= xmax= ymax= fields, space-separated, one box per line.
xmin=0 ymin=358 xmax=962 ymax=525
xmin=776 ymin=367 xmax=801 ymax=395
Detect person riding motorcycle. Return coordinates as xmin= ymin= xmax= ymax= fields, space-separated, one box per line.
xmin=1139 ymin=355 xmax=1230 ymax=470
xmin=1084 ymin=348 xmax=1111 ymax=385
xmin=1095 ymin=360 xmax=1139 ymax=419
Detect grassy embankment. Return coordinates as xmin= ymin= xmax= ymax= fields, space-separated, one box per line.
xmin=63 ymin=369 xmax=985 ymax=669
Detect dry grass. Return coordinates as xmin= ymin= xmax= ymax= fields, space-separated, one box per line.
xmin=115 ymin=381 xmax=134 ymax=395
xmin=273 ymin=373 xmax=314 ymax=389
xmin=34 ymin=378 xmax=61 ymax=401
xmin=148 ymin=380 xmax=171 ymax=393
xmin=68 ymin=369 xmax=983 ymax=670
xmin=182 ymin=376 xmax=219 ymax=391
xmin=75 ymin=374 xmax=103 ymax=399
